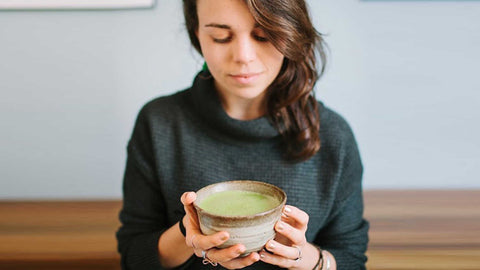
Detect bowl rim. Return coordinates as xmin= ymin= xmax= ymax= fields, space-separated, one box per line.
xmin=193 ymin=180 xmax=287 ymax=220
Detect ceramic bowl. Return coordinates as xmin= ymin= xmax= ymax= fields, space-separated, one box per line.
xmin=193 ymin=180 xmax=287 ymax=255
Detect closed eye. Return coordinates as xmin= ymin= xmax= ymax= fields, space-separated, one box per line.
xmin=254 ymin=35 xmax=268 ymax=42
xmin=213 ymin=36 xmax=232 ymax=43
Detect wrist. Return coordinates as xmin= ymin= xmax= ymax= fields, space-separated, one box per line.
xmin=318 ymin=249 xmax=331 ymax=270
xmin=311 ymin=245 xmax=323 ymax=270
xmin=291 ymin=243 xmax=322 ymax=270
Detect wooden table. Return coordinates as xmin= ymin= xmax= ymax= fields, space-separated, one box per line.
xmin=1 ymin=190 xmax=479 ymax=270
xmin=364 ymin=190 xmax=480 ymax=270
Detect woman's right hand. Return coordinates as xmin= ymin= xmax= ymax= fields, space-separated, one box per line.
xmin=181 ymin=192 xmax=260 ymax=269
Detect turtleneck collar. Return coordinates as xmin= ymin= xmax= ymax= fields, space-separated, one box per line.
xmin=190 ymin=71 xmax=279 ymax=141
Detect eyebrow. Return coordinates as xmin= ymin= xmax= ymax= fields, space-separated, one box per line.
xmin=204 ymin=23 xmax=231 ymax=29
xmin=204 ymin=23 xmax=261 ymax=30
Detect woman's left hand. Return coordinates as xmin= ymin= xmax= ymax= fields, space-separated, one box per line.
xmin=259 ymin=205 xmax=314 ymax=270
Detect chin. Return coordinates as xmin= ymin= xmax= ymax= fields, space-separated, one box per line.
xmin=232 ymin=87 xmax=267 ymax=100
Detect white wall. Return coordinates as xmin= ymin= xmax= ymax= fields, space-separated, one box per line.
xmin=310 ymin=1 xmax=480 ymax=189
xmin=1 ymin=1 xmax=479 ymax=199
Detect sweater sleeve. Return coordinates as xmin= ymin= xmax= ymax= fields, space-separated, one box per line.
xmin=314 ymin=118 xmax=369 ymax=269
xmin=116 ymin=105 xmax=169 ymax=270
xmin=315 ymin=187 xmax=369 ymax=269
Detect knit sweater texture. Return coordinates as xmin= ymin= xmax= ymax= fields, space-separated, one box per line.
xmin=116 ymin=71 xmax=369 ymax=270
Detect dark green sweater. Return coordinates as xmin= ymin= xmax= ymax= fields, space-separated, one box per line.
xmin=116 ymin=71 xmax=369 ymax=270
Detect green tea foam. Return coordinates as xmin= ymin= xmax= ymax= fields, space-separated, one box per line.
xmin=199 ymin=190 xmax=278 ymax=216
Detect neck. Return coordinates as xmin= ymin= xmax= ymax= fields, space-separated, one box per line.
xmin=190 ymin=72 xmax=279 ymax=140
xmin=217 ymin=91 xmax=266 ymax=121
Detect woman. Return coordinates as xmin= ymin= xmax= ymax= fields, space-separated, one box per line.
xmin=116 ymin=0 xmax=369 ymax=269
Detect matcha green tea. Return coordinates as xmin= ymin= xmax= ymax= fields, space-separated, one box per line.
xmin=199 ymin=190 xmax=278 ymax=216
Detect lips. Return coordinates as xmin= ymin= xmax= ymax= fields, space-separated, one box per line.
xmin=229 ymin=73 xmax=261 ymax=84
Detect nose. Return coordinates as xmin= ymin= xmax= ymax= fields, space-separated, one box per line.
xmin=232 ymin=36 xmax=256 ymax=64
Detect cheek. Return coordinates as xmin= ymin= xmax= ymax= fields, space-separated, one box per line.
xmin=203 ymin=52 xmax=222 ymax=74
xmin=266 ymin=53 xmax=284 ymax=75
xmin=261 ymin=45 xmax=284 ymax=70
xmin=274 ymin=54 xmax=285 ymax=69
xmin=203 ymin=51 xmax=226 ymax=74
xmin=272 ymin=48 xmax=285 ymax=67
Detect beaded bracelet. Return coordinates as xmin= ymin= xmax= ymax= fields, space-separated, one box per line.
xmin=178 ymin=217 xmax=187 ymax=237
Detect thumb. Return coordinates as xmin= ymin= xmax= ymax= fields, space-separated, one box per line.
xmin=181 ymin=191 xmax=197 ymax=206
xmin=181 ymin=192 xmax=199 ymax=228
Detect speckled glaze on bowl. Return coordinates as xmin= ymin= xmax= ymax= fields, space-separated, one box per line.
xmin=193 ymin=180 xmax=287 ymax=255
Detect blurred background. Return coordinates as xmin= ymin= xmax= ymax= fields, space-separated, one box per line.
xmin=1 ymin=0 xmax=479 ymax=200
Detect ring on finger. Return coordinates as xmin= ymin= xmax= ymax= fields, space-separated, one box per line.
xmin=202 ymin=249 xmax=218 ymax=266
xmin=293 ymin=246 xmax=302 ymax=262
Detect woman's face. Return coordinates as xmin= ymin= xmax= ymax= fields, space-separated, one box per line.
xmin=196 ymin=0 xmax=285 ymax=108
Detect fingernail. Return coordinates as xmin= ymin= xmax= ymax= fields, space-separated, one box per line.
xmin=260 ymin=252 xmax=265 ymax=259
xmin=221 ymin=234 xmax=228 ymax=241
xmin=284 ymin=206 xmax=292 ymax=214
xmin=237 ymin=245 xmax=246 ymax=254
xmin=277 ymin=222 xmax=284 ymax=231
xmin=268 ymin=242 xmax=275 ymax=249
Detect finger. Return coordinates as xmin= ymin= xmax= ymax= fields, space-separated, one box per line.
xmin=220 ymin=252 xmax=260 ymax=269
xmin=204 ymin=244 xmax=245 ymax=263
xmin=264 ymin=239 xmax=302 ymax=260
xmin=181 ymin=192 xmax=197 ymax=217
xmin=273 ymin=233 xmax=292 ymax=247
xmin=189 ymin=231 xmax=230 ymax=251
xmin=275 ymin=220 xmax=306 ymax=246
xmin=259 ymin=249 xmax=297 ymax=269
xmin=181 ymin=192 xmax=198 ymax=220
xmin=181 ymin=192 xmax=202 ymax=239
xmin=282 ymin=205 xmax=309 ymax=230
xmin=181 ymin=191 xmax=196 ymax=206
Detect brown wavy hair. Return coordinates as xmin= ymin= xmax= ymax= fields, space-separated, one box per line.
xmin=183 ymin=0 xmax=327 ymax=162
